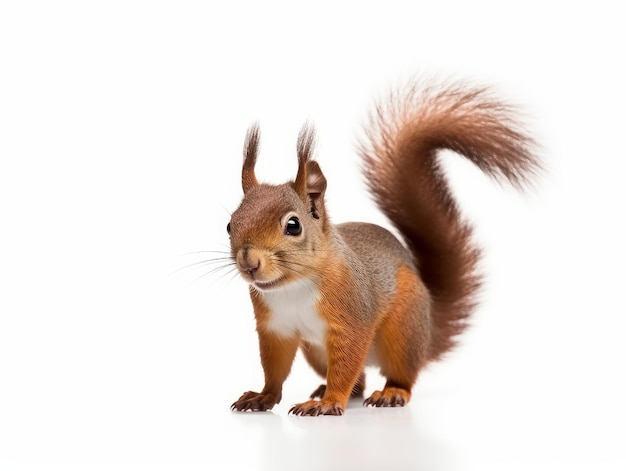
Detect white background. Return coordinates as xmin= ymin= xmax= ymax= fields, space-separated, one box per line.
xmin=1 ymin=1 xmax=625 ymax=470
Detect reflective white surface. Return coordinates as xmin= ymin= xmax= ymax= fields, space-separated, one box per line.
xmin=1 ymin=1 xmax=625 ymax=470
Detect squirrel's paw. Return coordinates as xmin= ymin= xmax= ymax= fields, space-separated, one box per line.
xmin=289 ymin=399 xmax=344 ymax=416
xmin=231 ymin=391 xmax=279 ymax=412
xmin=363 ymin=387 xmax=410 ymax=407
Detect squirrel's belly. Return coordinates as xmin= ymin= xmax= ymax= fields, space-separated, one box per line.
xmin=262 ymin=278 xmax=326 ymax=345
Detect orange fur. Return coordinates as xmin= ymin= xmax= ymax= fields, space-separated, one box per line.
xmin=370 ymin=265 xmax=430 ymax=398
xmin=301 ymin=262 xmax=373 ymax=413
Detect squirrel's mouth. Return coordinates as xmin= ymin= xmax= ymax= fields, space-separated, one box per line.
xmin=252 ymin=277 xmax=285 ymax=291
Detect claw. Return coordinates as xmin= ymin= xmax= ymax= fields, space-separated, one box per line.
xmin=231 ymin=391 xmax=278 ymax=412
xmin=363 ymin=388 xmax=409 ymax=408
xmin=289 ymin=399 xmax=344 ymax=416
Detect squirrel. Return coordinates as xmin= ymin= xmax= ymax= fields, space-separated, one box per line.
xmin=227 ymin=77 xmax=540 ymax=416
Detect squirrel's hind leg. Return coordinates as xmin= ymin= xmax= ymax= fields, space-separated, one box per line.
xmin=365 ymin=265 xmax=431 ymax=408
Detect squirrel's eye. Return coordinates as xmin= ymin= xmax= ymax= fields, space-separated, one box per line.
xmin=285 ymin=217 xmax=302 ymax=236
xmin=226 ymin=222 xmax=231 ymax=235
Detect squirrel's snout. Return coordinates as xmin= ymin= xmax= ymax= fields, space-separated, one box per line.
xmin=237 ymin=247 xmax=262 ymax=278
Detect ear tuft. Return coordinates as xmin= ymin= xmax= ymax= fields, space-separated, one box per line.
xmin=297 ymin=122 xmax=316 ymax=165
xmin=242 ymin=123 xmax=260 ymax=193
xmin=294 ymin=123 xmax=316 ymax=197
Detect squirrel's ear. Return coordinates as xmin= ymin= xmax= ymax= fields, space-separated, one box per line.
xmin=242 ymin=123 xmax=260 ymax=194
xmin=306 ymin=161 xmax=327 ymax=197
xmin=293 ymin=123 xmax=326 ymax=219
xmin=306 ymin=160 xmax=327 ymax=219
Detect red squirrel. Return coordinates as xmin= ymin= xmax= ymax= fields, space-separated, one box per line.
xmin=227 ymin=78 xmax=540 ymax=416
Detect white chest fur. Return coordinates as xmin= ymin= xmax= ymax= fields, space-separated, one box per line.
xmin=261 ymin=279 xmax=326 ymax=345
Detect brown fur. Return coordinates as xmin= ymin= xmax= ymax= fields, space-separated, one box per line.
xmin=360 ymin=79 xmax=540 ymax=360
xmin=229 ymin=77 xmax=540 ymax=416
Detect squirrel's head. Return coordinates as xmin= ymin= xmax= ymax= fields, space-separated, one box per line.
xmin=228 ymin=123 xmax=328 ymax=292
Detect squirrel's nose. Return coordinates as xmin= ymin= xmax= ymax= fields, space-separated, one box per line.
xmin=237 ymin=247 xmax=261 ymax=277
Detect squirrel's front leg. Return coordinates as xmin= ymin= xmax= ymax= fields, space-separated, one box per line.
xmin=231 ymin=329 xmax=299 ymax=412
xmin=290 ymin=326 xmax=370 ymax=416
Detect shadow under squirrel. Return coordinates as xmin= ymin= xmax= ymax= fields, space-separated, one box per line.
xmin=227 ymin=77 xmax=540 ymax=416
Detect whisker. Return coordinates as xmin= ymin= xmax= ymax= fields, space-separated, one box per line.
xmin=168 ymin=257 xmax=232 ymax=277
xmin=276 ymin=247 xmax=333 ymax=257
xmin=217 ymin=203 xmax=233 ymax=218
xmin=224 ymin=268 xmax=243 ymax=285
xmin=275 ymin=257 xmax=316 ymax=271
xmin=273 ymin=259 xmax=312 ymax=278
xmin=274 ymin=264 xmax=305 ymax=278
xmin=181 ymin=250 xmax=231 ymax=256
xmin=193 ymin=264 xmax=239 ymax=285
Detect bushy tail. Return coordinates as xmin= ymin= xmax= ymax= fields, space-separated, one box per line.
xmin=359 ymin=78 xmax=540 ymax=361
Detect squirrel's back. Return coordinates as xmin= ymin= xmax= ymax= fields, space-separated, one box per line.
xmin=337 ymin=221 xmax=416 ymax=299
